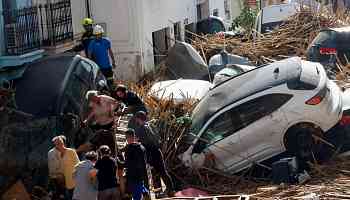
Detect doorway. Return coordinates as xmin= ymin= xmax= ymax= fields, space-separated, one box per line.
xmin=152 ymin=27 xmax=170 ymax=66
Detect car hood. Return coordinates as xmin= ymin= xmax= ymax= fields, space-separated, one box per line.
xmin=148 ymin=79 xmax=213 ymax=103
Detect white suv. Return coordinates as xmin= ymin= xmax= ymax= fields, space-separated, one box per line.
xmin=180 ymin=57 xmax=342 ymax=173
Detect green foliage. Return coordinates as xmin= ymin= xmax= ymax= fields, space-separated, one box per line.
xmin=232 ymin=7 xmax=257 ymax=31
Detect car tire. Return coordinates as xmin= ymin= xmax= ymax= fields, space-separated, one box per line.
xmin=284 ymin=124 xmax=324 ymax=167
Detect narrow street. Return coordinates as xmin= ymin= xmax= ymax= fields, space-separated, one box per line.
xmin=1 ymin=0 xmax=350 ymax=200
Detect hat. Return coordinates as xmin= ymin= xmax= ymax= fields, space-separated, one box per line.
xmin=93 ymin=25 xmax=104 ymax=35
xmin=82 ymin=18 xmax=93 ymax=26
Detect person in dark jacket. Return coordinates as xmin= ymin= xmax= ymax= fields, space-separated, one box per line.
xmin=73 ymin=18 xmax=95 ymax=56
xmin=113 ymin=84 xmax=147 ymax=115
xmin=123 ymin=129 xmax=149 ymax=200
xmin=91 ymin=145 xmax=119 ymax=200
xmin=133 ymin=111 xmax=174 ymax=196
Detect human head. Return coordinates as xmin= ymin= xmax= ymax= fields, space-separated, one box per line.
xmin=82 ymin=18 xmax=93 ymax=32
xmin=85 ymin=90 xmax=99 ymax=103
xmin=114 ymin=84 xmax=127 ymax=99
xmin=85 ymin=151 xmax=98 ymax=163
xmin=125 ymin=128 xmax=137 ymax=144
xmin=98 ymin=145 xmax=111 ymax=157
xmin=135 ymin=111 xmax=147 ymax=126
xmin=93 ymin=25 xmax=104 ymax=39
xmin=52 ymin=135 xmax=66 ymax=151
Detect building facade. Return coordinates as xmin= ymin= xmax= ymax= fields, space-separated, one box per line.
xmin=69 ymin=0 xmax=198 ymax=81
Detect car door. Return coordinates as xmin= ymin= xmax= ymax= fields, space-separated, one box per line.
xmin=192 ymin=107 xmax=247 ymax=172
xmin=231 ymin=93 xmax=292 ymax=171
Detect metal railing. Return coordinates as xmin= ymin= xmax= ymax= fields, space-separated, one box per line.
xmin=38 ymin=0 xmax=73 ymax=46
xmin=2 ymin=0 xmax=73 ymax=56
xmin=3 ymin=7 xmax=41 ymax=56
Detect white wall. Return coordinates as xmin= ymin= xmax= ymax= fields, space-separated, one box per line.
xmin=141 ymin=0 xmax=197 ymax=74
xmin=231 ymin=0 xmax=243 ymax=19
xmin=209 ymin=0 xmax=226 ymax=20
xmin=87 ymin=0 xmax=144 ymax=81
xmin=71 ymin=0 xmax=197 ymax=81
xmin=70 ymin=0 xmax=86 ymax=38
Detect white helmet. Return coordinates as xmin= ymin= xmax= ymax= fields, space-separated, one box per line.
xmin=93 ymin=25 xmax=104 ymax=35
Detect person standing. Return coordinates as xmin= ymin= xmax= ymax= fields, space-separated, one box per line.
xmin=88 ymin=25 xmax=116 ymax=88
xmin=91 ymin=145 xmax=119 ymax=200
xmin=48 ymin=135 xmax=66 ymax=200
xmin=73 ymin=18 xmax=95 ymax=57
xmin=123 ymin=129 xmax=149 ymax=200
xmin=133 ymin=111 xmax=174 ymax=196
xmin=72 ymin=151 xmax=98 ymax=200
xmin=49 ymin=135 xmax=80 ymax=200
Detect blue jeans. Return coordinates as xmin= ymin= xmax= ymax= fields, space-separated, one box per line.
xmin=128 ymin=182 xmax=148 ymax=200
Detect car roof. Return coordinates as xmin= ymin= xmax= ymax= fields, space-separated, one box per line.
xmin=14 ymin=53 xmax=76 ymax=117
xmin=191 ymin=57 xmax=303 ymax=129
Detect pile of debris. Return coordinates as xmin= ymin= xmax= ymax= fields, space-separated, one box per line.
xmin=131 ymin=80 xmax=350 ymax=198
xmin=191 ymin=9 xmax=350 ymax=65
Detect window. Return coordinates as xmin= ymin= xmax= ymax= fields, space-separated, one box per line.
xmin=193 ymin=94 xmax=292 ymax=153
xmin=174 ymin=22 xmax=182 ymax=41
xmin=197 ymin=4 xmax=203 ymax=20
xmin=224 ymin=0 xmax=231 ymax=20
xmin=213 ymin=9 xmax=219 ymax=17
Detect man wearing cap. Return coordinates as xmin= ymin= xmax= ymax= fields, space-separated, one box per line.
xmin=133 ymin=111 xmax=174 ymax=196
xmin=88 ymin=25 xmax=116 ymax=88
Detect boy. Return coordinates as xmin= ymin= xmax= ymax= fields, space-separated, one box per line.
xmin=124 ymin=129 xmax=149 ymax=200
xmin=93 ymin=145 xmax=119 ymax=200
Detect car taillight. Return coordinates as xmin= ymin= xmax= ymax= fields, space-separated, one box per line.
xmin=340 ymin=115 xmax=350 ymax=126
xmin=305 ymin=87 xmax=327 ymax=105
xmin=319 ymin=47 xmax=337 ymax=55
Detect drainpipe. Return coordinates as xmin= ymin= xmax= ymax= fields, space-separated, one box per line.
xmin=86 ymin=0 xmax=91 ymax=18
xmin=0 ymin=0 xmax=4 ymax=57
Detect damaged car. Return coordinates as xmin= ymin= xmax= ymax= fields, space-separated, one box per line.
xmin=0 ymin=54 xmax=106 ymax=194
xmin=180 ymin=57 xmax=343 ymax=174
xmin=148 ymin=79 xmax=213 ymax=103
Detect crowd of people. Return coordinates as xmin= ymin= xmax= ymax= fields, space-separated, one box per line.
xmin=47 ymin=18 xmax=175 ymax=200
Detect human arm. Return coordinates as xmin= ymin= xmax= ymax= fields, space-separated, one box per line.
xmin=76 ymin=142 xmax=93 ymax=154
xmin=83 ymin=106 xmax=95 ymax=124
xmin=108 ymin=48 xmax=116 ymax=68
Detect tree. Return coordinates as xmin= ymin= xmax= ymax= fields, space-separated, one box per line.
xmin=232 ymin=7 xmax=257 ymax=32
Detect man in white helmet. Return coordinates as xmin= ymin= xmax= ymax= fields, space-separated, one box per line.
xmin=88 ymin=25 xmax=116 ymax=88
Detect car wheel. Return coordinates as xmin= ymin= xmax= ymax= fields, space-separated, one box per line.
xmin=285 ymin=125 xmax=324 ymax=165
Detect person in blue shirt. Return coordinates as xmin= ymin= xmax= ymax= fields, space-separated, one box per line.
xmin=88 ymin=25 xmax=116 ymax=88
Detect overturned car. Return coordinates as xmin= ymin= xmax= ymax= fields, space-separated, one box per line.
xmin=0 ymin=54 xmax=106 ymax=194
xmin=180 ymin=57 xmax=343 ymax=173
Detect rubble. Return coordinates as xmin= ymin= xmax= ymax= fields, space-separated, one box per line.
xmin=190 ymin=9 xmax=350 ymax=65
